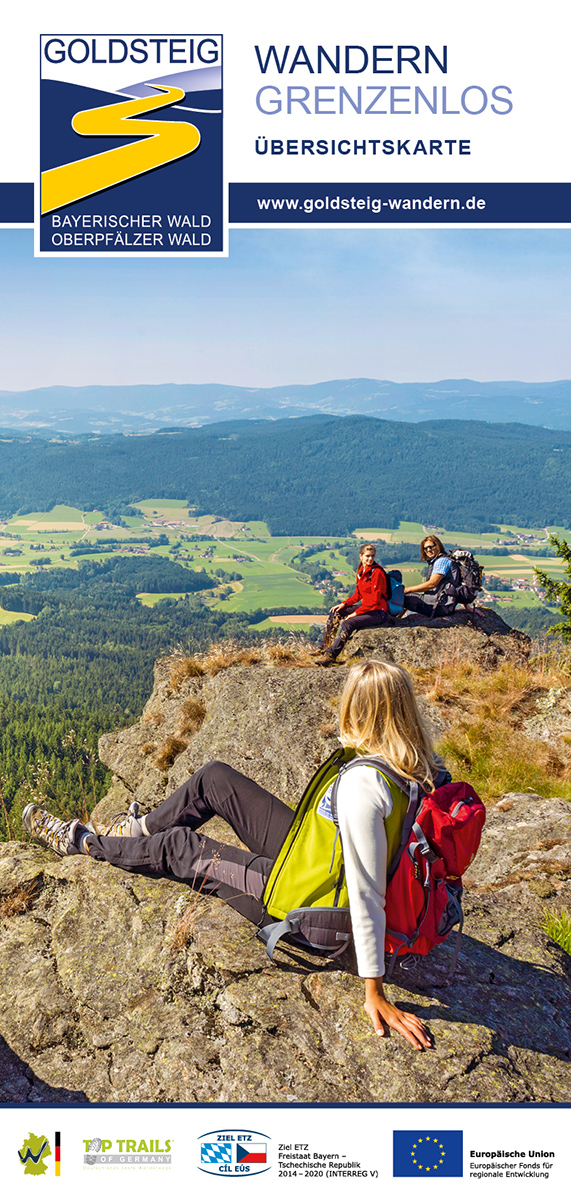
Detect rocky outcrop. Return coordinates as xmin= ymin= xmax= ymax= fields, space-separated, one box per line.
xmin=93 ymin=610 xmax=528 ymax=825
xmin=349 ymin=607 xmax=531 ymax=670
xmin=0 ymin=787 xmax=569 ymax=1104
xmin=1 ymin=619 xmax=569 ymax=1105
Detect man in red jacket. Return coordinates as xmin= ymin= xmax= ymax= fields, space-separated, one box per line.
xmin=315 ymin=544 xmax=390 ymax=664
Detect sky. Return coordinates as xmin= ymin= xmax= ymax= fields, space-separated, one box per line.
xmin=0 ymin=227 xmax=570 ymax=391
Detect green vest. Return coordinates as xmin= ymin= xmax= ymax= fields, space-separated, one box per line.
xmin=262 ymin=747 xmax=410 ymax=922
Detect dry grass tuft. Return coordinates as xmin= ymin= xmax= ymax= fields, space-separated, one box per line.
xmin=409 ymin=657 xmax=571 ymax=804
xmin=168 ymin=656 xmax=205 ymax=692
xmin=142 ymin=709 xmax=165 ymax=727
xmin=141 ymin=741 xmax=157 ymax=757
xmin=177 ymin=698 xmax=207 ymax=736
xmin=0 ymin=879 xmax=40 ymax=919
xmin=154 ymin=736 xmax=189 ymax=771
xmin=199 ymin=643 xmax=264 ymax=675
xmin=199 ymin=645 xmax=243 ymax=676
xmin=197 ymin=638 xmax=315 ymax=676
xmin=166 ymin=896 xmax=207 ymax=955
xmin=266 ymin=642 xmax=305 ymax=665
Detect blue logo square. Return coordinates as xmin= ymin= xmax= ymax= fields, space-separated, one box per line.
xmin=393 ymin=1130 xmax=463 ymax=1177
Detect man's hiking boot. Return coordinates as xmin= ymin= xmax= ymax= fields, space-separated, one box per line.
xmin=23 ymin=804 xmax=89 ymax=857
xmin=96 ymin=801 xmax=146 ymax=838
xmin=313 ymin=651 xmax=336 ymax=666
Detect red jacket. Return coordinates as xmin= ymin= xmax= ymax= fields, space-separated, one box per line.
xmin=343 ymin=563 xmax=388 ymax=614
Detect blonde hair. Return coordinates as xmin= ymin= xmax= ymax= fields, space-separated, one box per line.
xmin=338 ymin=659 xmax=437 ymax=790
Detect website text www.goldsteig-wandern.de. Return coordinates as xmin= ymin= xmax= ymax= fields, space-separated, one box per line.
xmin=257 ymin=193 xmax=486 ymax=214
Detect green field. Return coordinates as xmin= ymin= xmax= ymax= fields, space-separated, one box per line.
xmin=354 ymin=519 xmax=569 ymax=548
xmin=0 ymin=607 xmax=36 ymax=625
xmin=1 ymin=501 xmax=568 ymax=631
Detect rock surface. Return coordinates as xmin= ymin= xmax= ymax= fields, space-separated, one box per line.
xmin=1 ymin=618 xmax=570 ymax=1105
xmin=350 ymin=607 xmax=531 ymax=670
xmin=0 ymin=788 xmax=569 ymax=1104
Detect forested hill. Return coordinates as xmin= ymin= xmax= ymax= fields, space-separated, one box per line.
xmin=1 ymin=415 xmax=571 ymax=533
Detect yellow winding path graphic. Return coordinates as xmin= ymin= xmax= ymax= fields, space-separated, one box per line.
xmin=41 ymin=86 xmax=200 ymax=214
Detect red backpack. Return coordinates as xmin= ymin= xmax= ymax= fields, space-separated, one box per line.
xmin=257 ymin=752 xmax=485 ymax=977
xmin=333 ymin=759 xmax=486 ymax=978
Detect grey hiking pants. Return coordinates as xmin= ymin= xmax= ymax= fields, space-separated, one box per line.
xmin=87 ymin=761 xmax=295 ymax=926
xmin=404 ymin=595 xmax=456 ymax=618
xmin=325 ymin=609 xmax=392 ymax=658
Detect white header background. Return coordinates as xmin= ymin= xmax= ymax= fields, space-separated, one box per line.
xmin=0 ymin=0 xmax=568 ymax=187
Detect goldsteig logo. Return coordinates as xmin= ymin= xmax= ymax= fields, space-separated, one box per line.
xmin=199 ymin=1129 xmax=271 ymax=1177
xmin=40 ymin=35 xmax=223 ymax=256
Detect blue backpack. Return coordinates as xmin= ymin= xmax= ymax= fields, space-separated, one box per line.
xmin=386 ymin=569 xmax=405 ymax=617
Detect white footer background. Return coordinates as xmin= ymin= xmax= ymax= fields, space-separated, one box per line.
xmin=2 ymin=1104 xmax=567 ymax=1197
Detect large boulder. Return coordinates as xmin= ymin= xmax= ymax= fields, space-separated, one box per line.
xmin=0 ymin=787 xmax=569 ymax=1103
xmin=348 ymin=607 xmax=531 ymax=670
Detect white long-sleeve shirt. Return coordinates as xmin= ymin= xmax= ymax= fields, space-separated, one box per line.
xmin=335 ymin=763 xmax=395 ymax=979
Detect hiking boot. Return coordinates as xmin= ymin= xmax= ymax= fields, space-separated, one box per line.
xmin=23 ymin=804 xmax=88 ymax=857
xmin=313 ymin=651 xmax=336 ymax=666
xmin=97 ymin=801 xmax=146 ymax=838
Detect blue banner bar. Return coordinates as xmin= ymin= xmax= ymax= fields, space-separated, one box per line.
xmin=230 ymin=183 xmax=571 ymax=224
xmin=0 ymin=184 xmax=34 ymax=224
xmin=3 ymin=182 xmax=570 ymax=227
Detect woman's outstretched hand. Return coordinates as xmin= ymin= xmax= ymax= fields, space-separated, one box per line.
xmin=364 ymin=978 xmax=431 ymax=1050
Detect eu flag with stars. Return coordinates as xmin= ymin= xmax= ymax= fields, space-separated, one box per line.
xmin=393 ymin=1130 xmax=463 ymax=1177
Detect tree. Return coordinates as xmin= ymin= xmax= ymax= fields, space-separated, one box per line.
xmin=534 ymin=535 xmax=569 ymax=637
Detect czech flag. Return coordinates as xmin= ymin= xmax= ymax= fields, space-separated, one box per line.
xmin=236 ymin=1143 xmax=266 ymax=1164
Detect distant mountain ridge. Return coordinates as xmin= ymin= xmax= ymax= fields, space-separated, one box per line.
xmin=2 ymin=378 xmax=571 ymax=434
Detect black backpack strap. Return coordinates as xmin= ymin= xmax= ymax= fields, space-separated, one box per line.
xmin=257 ymin=916 xmax=300 ymax=960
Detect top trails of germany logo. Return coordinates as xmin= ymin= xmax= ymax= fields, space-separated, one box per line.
xmin=199 ymin=1129 xmax=270 ymax=1176
xmin=39 ymin=34 xmax=224 ymax=257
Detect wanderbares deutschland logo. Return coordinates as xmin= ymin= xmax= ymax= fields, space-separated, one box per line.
xmin=40 ymin=35 xmax=224 ymax=256
xmin=18 ymin=1133 xmax=52 ymax=1175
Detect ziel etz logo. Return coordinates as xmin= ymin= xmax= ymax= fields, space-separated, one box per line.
xmin=40 ymin=35 xmax=224 ymax=256
xmin=199 ymin=1129 xmax=270 ymax=1176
